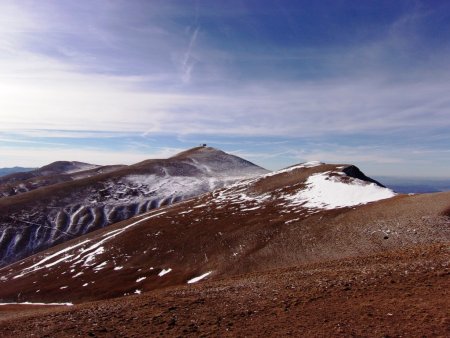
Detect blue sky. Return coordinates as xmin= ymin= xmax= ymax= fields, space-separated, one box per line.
xmin=1 ymin=0 xmax=450 ymax=178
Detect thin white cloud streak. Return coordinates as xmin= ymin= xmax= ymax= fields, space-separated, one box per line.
xmin=3 ymin=130 xmax=135 ymax=139
xmin=155 ymin=75 xmax=450 ymax=137
xmin=0 ymin=137 xmax=67 ymax=146
xmin=0 ymin=2 xmax=38 ymax=43
xmin=2 ymin=54 xmax=449 ymax=138
xmin=181 ymin=26 xmax=199 ymax=84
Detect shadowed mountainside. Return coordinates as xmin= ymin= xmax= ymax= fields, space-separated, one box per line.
xmin=0 ymin=147 xmax=268 ymax=267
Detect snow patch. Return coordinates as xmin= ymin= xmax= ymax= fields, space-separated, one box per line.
xmin=93 ymin=261 xmax=108 ymax=271
xmin=158 ymin=268 xmax=172 ymax=277
xmin=82 ymin=247 xmax=105 ymax=266
xmin=0 ymin=302 xmax=73 ymax=306
xmin=285 ymin=172 xmax=395 ymax=209
xmin=12 ymin=239 xmax=91 ymax=279
xmin=187 ymin=271 xmax=212 ymax=284
xmin=10 ymin=211 xmax=167 ymax=280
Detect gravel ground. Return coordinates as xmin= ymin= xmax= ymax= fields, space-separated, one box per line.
xmin=0 ymin=243 xmax=448 ymax=337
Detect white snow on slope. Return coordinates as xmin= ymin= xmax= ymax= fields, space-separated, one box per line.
xmin=124 ymin=172 xmax=260 ymax=204
xmin=12 ymin=239 xmax=91 ymax=279
xmin=284 ymin=172 xmax=395 ymax=209
xmin=10 ymin=211 xmax=167 ymax=280
xmin=187 ymin=271 xmax=212 ymax=284
xmin=207 ymin=161 xmax=324 ymax=207
xmin=158 ymin=268 xmax=172 ymax=277
xmin=0 ymin=302 xmax=73 ymax=306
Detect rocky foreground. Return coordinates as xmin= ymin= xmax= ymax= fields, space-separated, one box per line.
xmin=0 ymin=243 xmax=448 ymax=337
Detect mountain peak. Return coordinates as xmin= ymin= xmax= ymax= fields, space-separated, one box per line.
xmin=170 ymin=146 xmax=223 ymax=159
xmin=170 ymin=146 xmax=268 ymax=177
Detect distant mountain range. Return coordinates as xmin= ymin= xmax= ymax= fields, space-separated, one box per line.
xmin=0 ymin=167 xmax=36 ymax=177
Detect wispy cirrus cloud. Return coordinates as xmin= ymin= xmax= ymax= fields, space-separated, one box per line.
xmin=1 ymin=3 xmax=448 ymax=138
xmin=180 ymin=26 xmax=200 ymax=83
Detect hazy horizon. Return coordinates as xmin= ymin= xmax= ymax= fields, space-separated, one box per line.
xmin=1 ymin=1 xmax=449 ymax=178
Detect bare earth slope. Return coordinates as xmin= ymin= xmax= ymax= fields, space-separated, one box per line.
xmin=0 ymin=243 xmax=448 ymax=337
xmin=0 ymin=147 xmax=268 ymax=267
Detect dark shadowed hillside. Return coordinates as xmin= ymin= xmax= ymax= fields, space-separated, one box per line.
xmin=0 ymin=147 xmax=268 ymax=267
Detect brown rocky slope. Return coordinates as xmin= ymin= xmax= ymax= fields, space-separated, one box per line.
xmin=0 ymin=243 xmax=448 ymax=337
xmin=0 ymin=160 xmax=448 ymax=336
